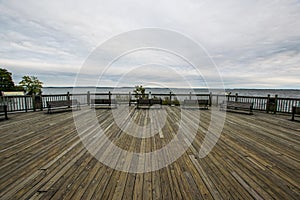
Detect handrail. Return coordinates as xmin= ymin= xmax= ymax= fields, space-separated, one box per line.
xmin=0 ymin=92 xmax=299 ymax=113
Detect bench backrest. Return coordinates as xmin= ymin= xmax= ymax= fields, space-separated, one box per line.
xmin=197 ymin=99 xmax=209 ymax=105
xmin=47 ymin=100 xmax=77 ymax=108
xmin=137 ymin=99 xmax=151 ymax=105
xmin=151 ymin=99 xmax=162 ymax=105
xmin=184 ymin=100 xmax=197 ymax=105
xmin=184 ymin=99 xmax=209 ymax=105
xmin=225 ymin=101 xmax=253 ymax=108
xmin=0 ymin=105 xmax=7 ymax=112
xmin=91 ymin=99 xmax=116 ymax=104
xmin=293 ymin=106 xmax=300 ymax=114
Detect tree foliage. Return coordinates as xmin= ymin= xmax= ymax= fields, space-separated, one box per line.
xmin=19 ymin=76 xmax=43 ymax=95
xmin=133 ymin=85 xmax=146 ymax=99
xmin=0 ymin=68 xmax=15 ymax=91
xmin=0 ymin=68 xmax=23 ymax=92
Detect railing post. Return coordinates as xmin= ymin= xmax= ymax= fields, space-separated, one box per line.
xmin=32 ymin=94 xmax=36 ymax=112
xmin=274 ymin=94 xmax=278 ymax=114
xmin=129 ymin=92 xmax=131 ymax=106
xmin=108 ymin=91 xmax=111 ymax=106
xmin=24 ymin=96 xmax=28 ymax=112
xmin=209 ymin=92 xmax=212 ymax=106
xmin=149 ymin=91 xmax=151 ymax=99
xmin=169 ymin=92 xmax=172 ymax=106
xmin=227 ymin=92 xmax=231 ymax=101
xmin=66 ymin=92 xmax=71 ymax=108
xmin=87 ymin=91 xmax=90 ymax=106
xmin=189 ymin=92 xmax=192 ymax=100
xmin=235 ymin=93 xmax=238 ymax=102
xmin=40 ymin=95 xmax=43 ymax=111
xmin=67 ymin=92 xmax=70 ymax=101
xmin=216 ymin=95 xmax=219 ymax=106
xmin=266 ymin=94 xmax=270 ymax=113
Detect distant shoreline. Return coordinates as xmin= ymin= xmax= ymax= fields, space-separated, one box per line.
xmin=42 ymin=87 xmax=300 ymax=98
xmin=43 ymin=86 xmax=300 ymax=91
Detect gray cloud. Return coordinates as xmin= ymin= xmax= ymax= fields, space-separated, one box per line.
xmin=0 ymin=0 xmax=299 ymax=88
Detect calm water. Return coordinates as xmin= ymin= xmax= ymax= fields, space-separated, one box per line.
xmin=42 ymin=87 xmax=300 ymax=98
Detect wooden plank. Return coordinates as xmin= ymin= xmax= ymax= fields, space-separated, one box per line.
xmin=231 ymin=171 xmax=263 ymax=200
xmin=189 ymin=155 xmax=222 ymax=199
xmin=1 ymin=107 xmax=300 ymax=199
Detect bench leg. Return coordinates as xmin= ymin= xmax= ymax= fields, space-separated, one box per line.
xmin=4 ymin=106 xmax=8 ymax=119
xmin=292 ymin=113 xmax=295 ymax=121
xmin=291 ymin=107 xmax=296 ymax=121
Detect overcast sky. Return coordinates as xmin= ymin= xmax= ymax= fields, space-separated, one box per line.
xmin=0 ymin=0 xmax=300 ymax=88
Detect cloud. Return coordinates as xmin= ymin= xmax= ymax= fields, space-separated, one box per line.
xmin=0 ymin=0 xmax=299 ymax=88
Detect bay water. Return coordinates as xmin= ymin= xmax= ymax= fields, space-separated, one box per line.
xmin=42 ymin=87 xmax=300 ymax=98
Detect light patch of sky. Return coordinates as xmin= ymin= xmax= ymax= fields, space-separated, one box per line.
xmin=0 ymin=0 xmax=299 ymax=88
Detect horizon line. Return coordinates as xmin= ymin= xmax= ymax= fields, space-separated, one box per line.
xmin=42 ymin=86 xmax=300 ymax=90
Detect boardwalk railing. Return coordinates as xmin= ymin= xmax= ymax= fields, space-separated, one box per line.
xmin=0 ymin=95 xmax=33 ymax=112
xmin=219 ymin=93 xmax=300 ymax=113
xmin=1 ymin=92 xmax=299 ymax=114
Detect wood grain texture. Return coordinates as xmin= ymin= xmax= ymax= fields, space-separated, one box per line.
xmin=0 ymin=106 xmax=299 ymax=199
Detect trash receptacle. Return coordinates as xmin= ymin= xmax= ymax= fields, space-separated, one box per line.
xmin=267 ymin=96 xmax=277 ymax=113
xmin=34 ymin=95 xmax=42 ymax=110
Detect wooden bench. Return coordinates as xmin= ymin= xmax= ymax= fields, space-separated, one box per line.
xmin=129 ymin=99 xmax=137 ymax=106
xmin=183 ymin=99 xmax=209 ymax=109
xmin=220 ymin=101 xmax=253 ymax=115
xmin=91 ymin=99 xmax=117 ymax=108
xmin=136 ymin=99 xmax=162 ymax=109
xmin=137 ymin=99 xmax=151 ymax=109
xmin=47 ymin=100 xmax=80 ymax=114
xmin=292 ymin=106 xmax=300 ymax=121
xmin=0 ymin=105 xmax=8 ymax=120
xmin=150 ymin=99 xmax=163 ymax=108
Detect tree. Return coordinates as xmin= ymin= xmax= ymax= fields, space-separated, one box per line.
xmin=133 ymin=85 xmax=146 ymax=99
xmin=0 ymin=68 xmax=16 ymax=91
xmin=19 ymin=76 xmax=43 ymax=95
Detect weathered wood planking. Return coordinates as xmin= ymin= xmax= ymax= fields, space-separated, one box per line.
xmin=0 ymin=106 xmax=299 ymax=199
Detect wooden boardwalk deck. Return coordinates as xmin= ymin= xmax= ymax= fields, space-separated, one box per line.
xmin=0 ymin=106 xmax=299 ymax=199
